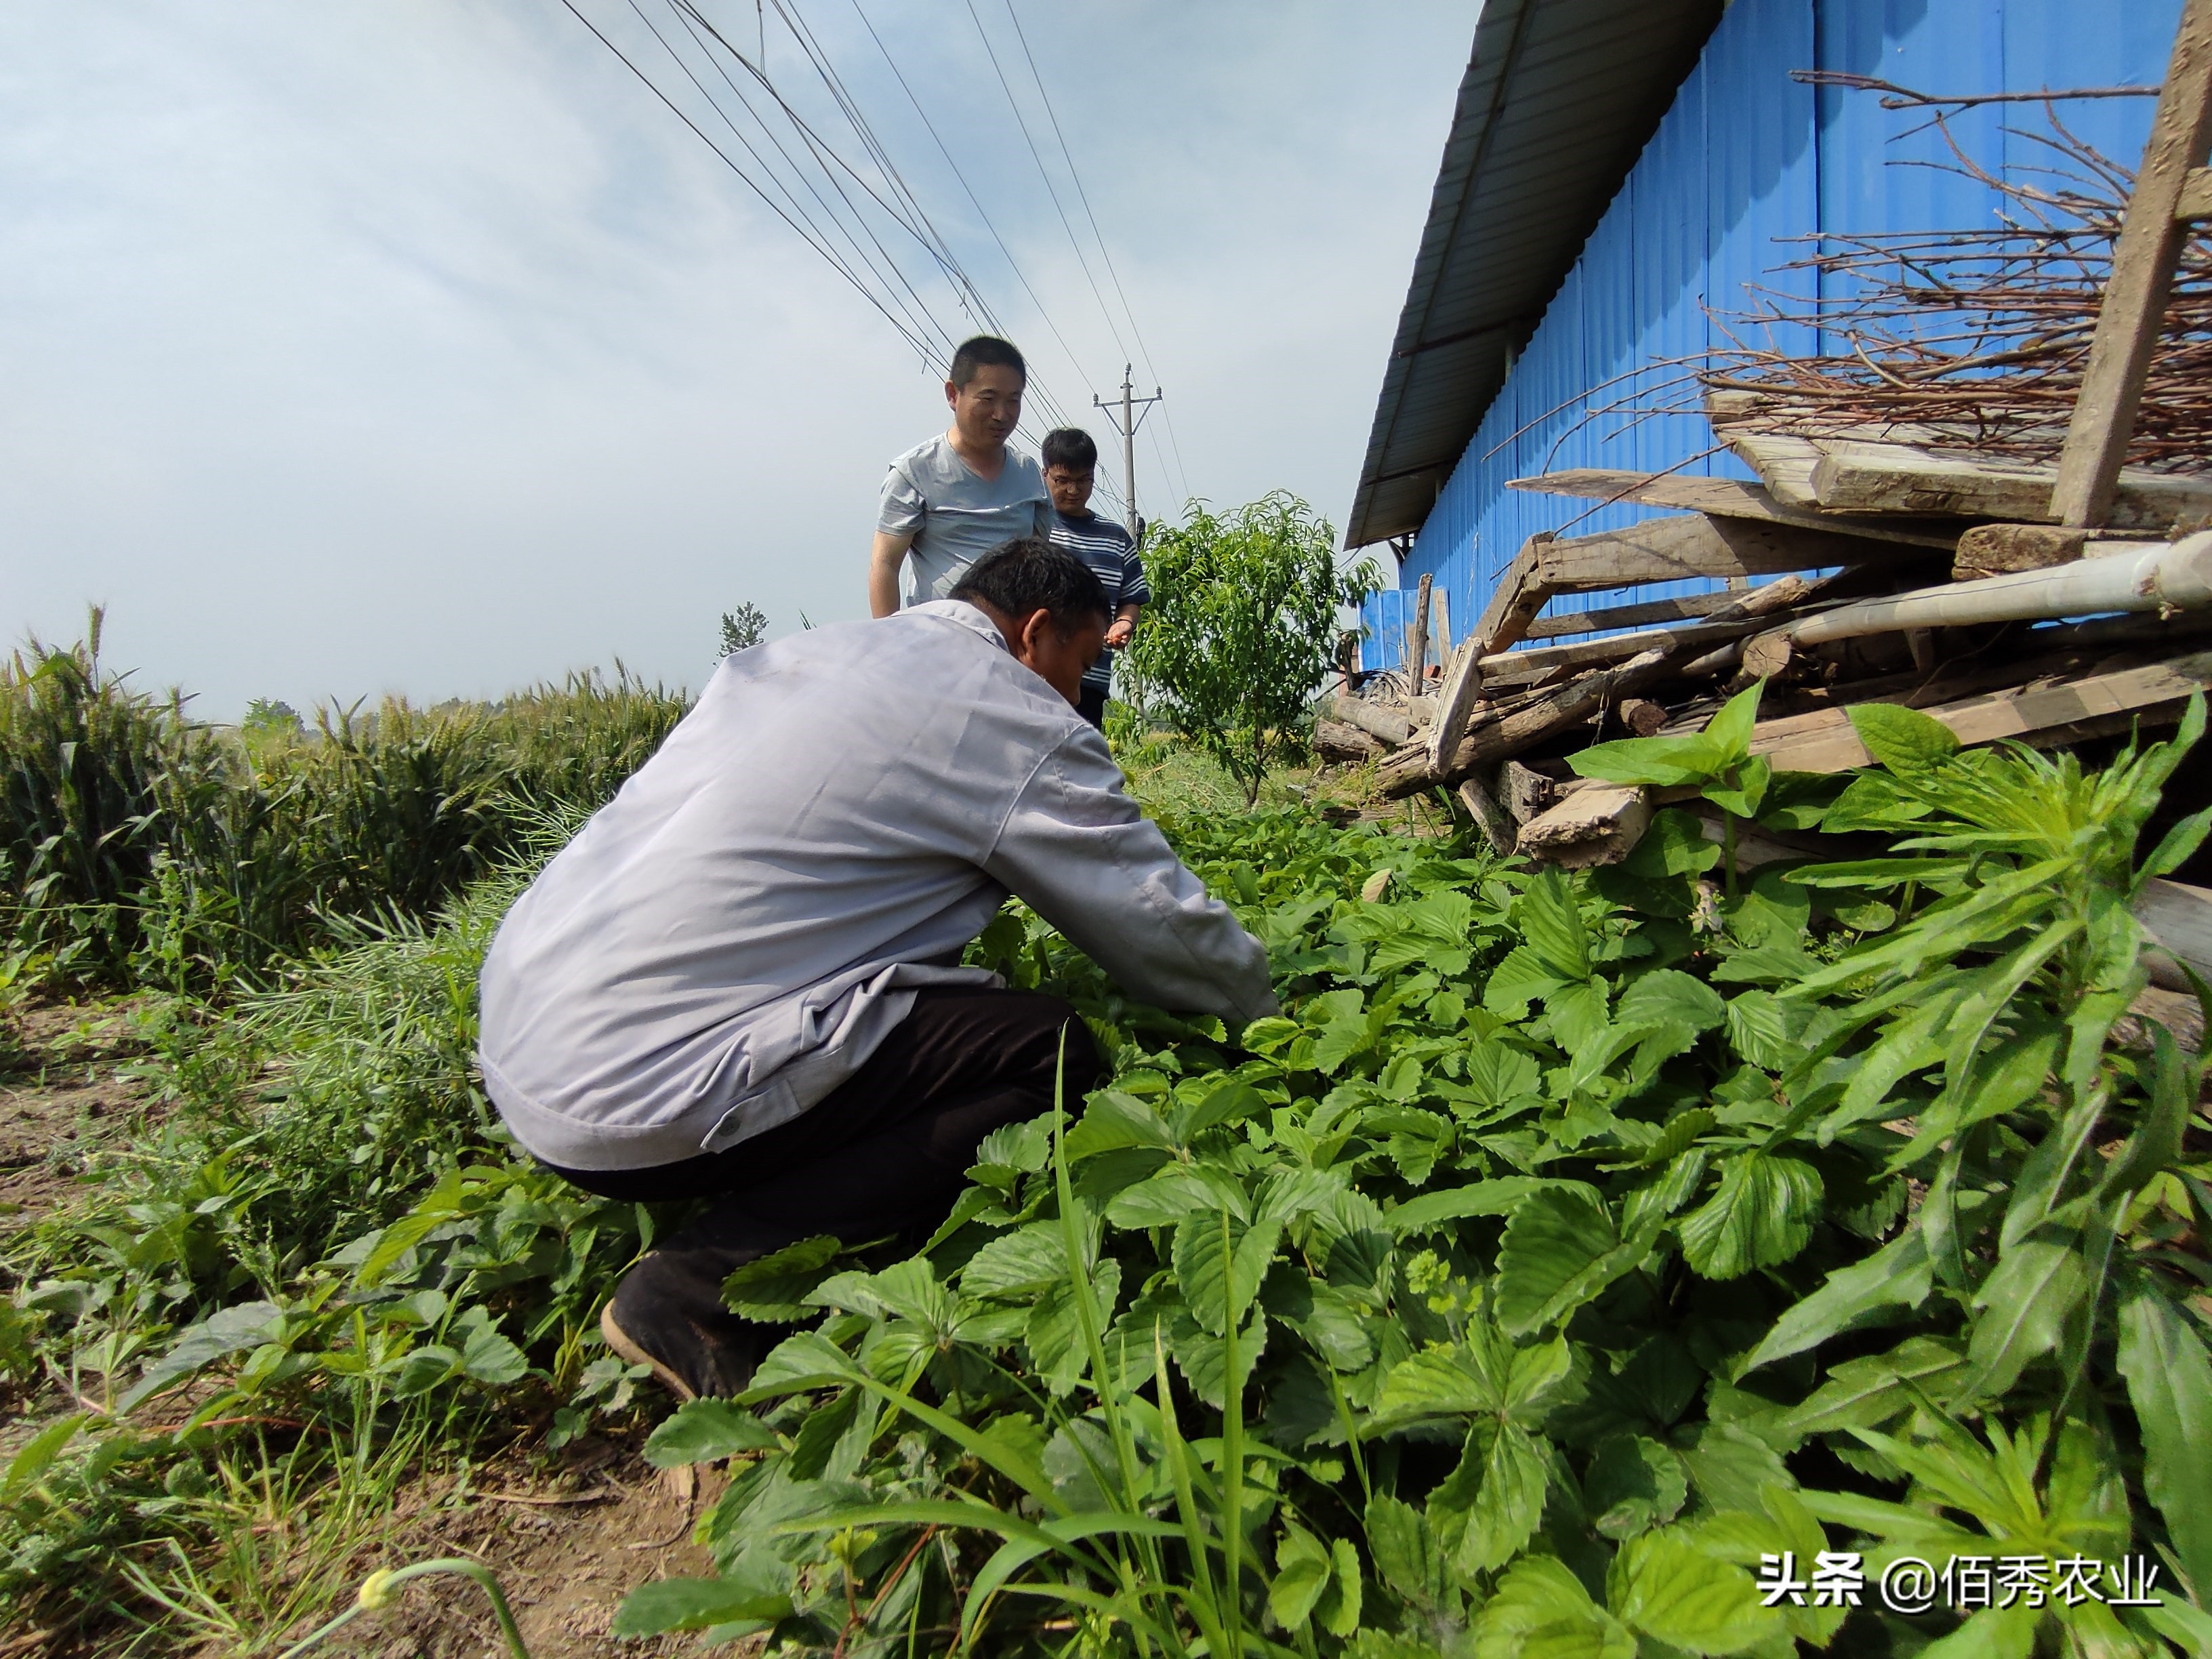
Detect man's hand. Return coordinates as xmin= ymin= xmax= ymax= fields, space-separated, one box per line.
xmin=1105 ymin=602 xmax=1141 ymax=649
xmin=869 ymin=531 xmax=915 ymax=619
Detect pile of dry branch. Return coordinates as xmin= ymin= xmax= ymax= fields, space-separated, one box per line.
xmin=1702 ymin=105 xmax=2212 ymax=470
xmin=1323 ymin=413 xmax=2212 ymax=867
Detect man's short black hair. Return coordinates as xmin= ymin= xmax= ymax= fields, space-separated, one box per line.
xmin=949 ymin=536 xmax=1109 ymax=632
xmin=1041 ymin=428 xmax=1099 ymax=472
xmin=949 ymin=335 xmax=1026 ymax=388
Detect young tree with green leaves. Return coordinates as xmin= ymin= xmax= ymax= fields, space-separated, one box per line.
xmin=1123 ymin=493 xmax=1380 ymax=803
xmin=718 ymin=602 xmax=769 ymax=661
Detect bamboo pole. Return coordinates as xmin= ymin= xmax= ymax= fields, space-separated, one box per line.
xmin=1785 ymin=531 xmax=2212 ymax=647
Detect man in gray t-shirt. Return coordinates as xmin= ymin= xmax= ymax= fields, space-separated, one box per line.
xmin=870 ymin=335 xmax=1052 ymax=615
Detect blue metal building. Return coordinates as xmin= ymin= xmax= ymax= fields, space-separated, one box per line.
xmin=1349 ymin=0 xmax=2185 ymax=671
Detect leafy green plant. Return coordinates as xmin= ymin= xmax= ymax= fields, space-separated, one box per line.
xmin=613 ymin=713 xmax=2210 ymax=1658
xmin=1124 ymin=494 xmax=1380 ymax=803
xmin=1570 ymin=678 xmax=1771 ymax=895
xmin=9 ymin=677 xmax=2211 ymax=1657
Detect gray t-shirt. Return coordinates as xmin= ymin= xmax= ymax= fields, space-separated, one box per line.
xmin=877 ymin=435 xmax=1052 ymax=605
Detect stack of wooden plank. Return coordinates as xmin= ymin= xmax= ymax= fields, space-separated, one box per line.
xmin=1330 ymin=403 xmax=2212 ymax=866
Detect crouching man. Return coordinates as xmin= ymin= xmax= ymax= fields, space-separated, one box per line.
xmin=476 ymin=538 xmax=1277 ymax=1399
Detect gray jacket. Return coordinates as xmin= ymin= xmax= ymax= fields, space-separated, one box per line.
xmin=477 ymin=600 xmax=1277 ymax=1172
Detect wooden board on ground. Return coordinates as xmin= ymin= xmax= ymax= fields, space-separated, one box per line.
xmin=1746 ymin=651 xmax=2212 ymax=773
xmin=1506 ymin=469 xmax=1960 ymax=549
xmin=1719 ymin=424 xmax=2212 ymax=532
xmin=1515 ymin=783 xmax=1652 ymax=868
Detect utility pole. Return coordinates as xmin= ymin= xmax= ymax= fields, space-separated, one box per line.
xmin=1094 ymin=365 xmax=1162 ymax=541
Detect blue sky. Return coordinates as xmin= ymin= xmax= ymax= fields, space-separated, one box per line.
xmin=3 ymin=1 xmax=1475 ymax=718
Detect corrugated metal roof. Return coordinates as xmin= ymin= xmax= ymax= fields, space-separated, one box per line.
xmin=1344 ymin=0 xmax=1725 ymax=550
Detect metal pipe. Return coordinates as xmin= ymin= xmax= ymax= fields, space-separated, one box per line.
xmin=1787 ymin=531 xmax=2212 ymax=646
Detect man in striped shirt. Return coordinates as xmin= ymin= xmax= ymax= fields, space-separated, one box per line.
xmin=1042 ymin=428 xmax=1149 ymax=729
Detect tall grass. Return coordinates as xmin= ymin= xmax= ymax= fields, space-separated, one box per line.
xmin=0 ymin=615 xmax=689 ymax=991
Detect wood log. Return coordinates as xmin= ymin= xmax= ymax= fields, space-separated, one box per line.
xmin=1407 ymin=573 xmax=1433 ymax=689
xmin=1313 ymin=719 xmax=1383 ymax=764
xmin=1740 ymin=629 xmax=1795 ymax=681
xmin=1455 ymin=771 xmax=1517 ymax=857
xmin=1515 ymin=783 xmax=1653 ymax=868
xmin=1507 ymin=469 xmax=1959 ymax=548
xmin=1502 ymin=762 xmax=1558 ymax=824
xmin=1618 ymin=698 xmax=1670 ymax=737
xmin=1325 ymin=693 xmax=1414 ymax=746
xmin=1952 ymin=523 xmax=2092 ymax=579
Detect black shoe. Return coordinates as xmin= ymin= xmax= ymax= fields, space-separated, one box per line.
xmin=600 ymin=1248 xmax=766 ymax=1401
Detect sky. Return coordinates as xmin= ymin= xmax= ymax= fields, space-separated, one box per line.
xmin=2 ymin=1 xmax=1476 ymax=720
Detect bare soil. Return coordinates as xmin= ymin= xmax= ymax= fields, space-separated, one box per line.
xmin=299 ymin=1438 xmax=732 ymax=1659
xmin=0 ymin=998 xmax=158 ymax=1240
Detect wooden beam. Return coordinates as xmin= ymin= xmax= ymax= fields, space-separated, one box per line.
xmin=2139 ymin=878 xmax=2212 ymax=988
xmin=1522 ymin=592 xmax=1736 ymax=640
xmin=2052 ymin=0 xmax=2212 ymax=527
xmin=1427 ymin=639 xmax=1488 ymax=775
xmin=1745 ymin=652 xmax=2212 ymax=774
xmin=1501 ymin=762 xmax=1557 ymax=825
xmin=1456 ymin=773 xmax=1517 ymax=856
xmin=2179 ymin=165 xmax=2212 ymax=220
xmin=1506 ymin=469 xmax=1960 ymax=548
xmin=1724 ymin=424 xmax=2212 ymax=531
xmin=1406 ymin=572 xmax=1434 ymax=688
xmin=1952 ymin=523 xmax=2091 ymax=579
xmin=1530 ymin=514 xmax=1921 ymax=590
xmin=1469 ymin=539 xmax=1552 ymax=655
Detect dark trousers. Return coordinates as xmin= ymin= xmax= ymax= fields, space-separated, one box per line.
xmin=547 ymin=986 xmax=1101 ymax=1261
xmin=1076 ymin=684 xmax=1108 ymax=729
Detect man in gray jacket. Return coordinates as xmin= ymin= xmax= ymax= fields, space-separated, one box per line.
xmin=478 ymin=538 xmax=1276 ymax=1398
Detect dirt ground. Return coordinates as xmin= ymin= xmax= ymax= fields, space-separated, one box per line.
xmin=308 ymin=1445 xmax=732 ymax=1659
xmin=0 ymin=998 xmax=157 ymax=1243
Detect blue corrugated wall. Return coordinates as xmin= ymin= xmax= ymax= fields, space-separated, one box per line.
xmin=1364 ymin=0 xmax=2184 ymax=673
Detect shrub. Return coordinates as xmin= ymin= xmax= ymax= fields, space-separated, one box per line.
xmin=1125 ymin=494 xmax=1380 ymax=803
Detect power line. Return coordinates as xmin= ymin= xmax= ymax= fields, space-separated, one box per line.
xmin=562 ymin=0 xmax=1136 ymax=495
xmin=999 ymin=0 xmax=1193 ymax=509
xmin=839 ymin=0 xmax=1105 ymax=449
xmin=644 ymin=0 xmax=954 ymax=362
xmin=559 ymin=0 xmax=938 ymax=362
xmin=960 ymin=0 xmax=1132 ymax=365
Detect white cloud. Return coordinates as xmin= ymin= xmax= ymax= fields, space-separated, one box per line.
xmin=1 ymin=0 xmax=1468 ymax=716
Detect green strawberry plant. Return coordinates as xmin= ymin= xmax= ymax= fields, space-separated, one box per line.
xmin=596 ymin=705 xmax=2207 ymax=1658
